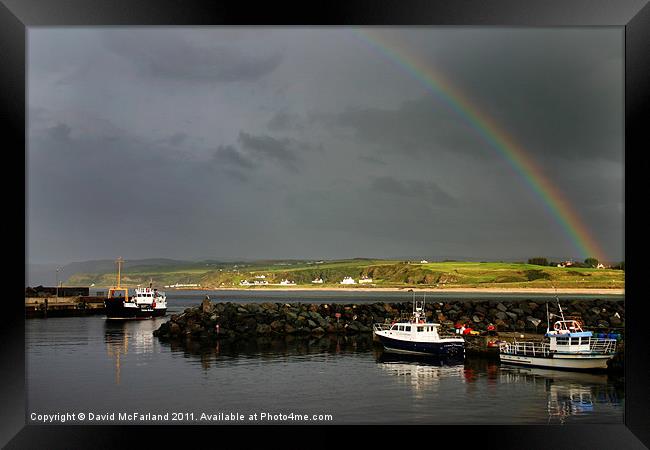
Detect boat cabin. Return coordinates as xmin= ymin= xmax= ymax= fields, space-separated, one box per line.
xmin=545 ymin=318 xmax=595 ymax=353
xmin=385 ymin=322 xmax=443 ymax=340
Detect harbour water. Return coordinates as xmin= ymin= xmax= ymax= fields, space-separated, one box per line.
xmin=26 ymin=292 xmax=624 ymax=425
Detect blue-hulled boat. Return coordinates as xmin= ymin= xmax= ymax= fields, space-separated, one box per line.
xmin=373 ymin=295 xmax=465 ymax=357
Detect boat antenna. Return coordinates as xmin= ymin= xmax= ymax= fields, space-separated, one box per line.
xmin=552 ymin=285 xmax=566 ymax=322
xmin=546 ymin=302 xmax=550 ymax=333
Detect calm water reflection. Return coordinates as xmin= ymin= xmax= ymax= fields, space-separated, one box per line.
xmin=27 ymin=300 xmax=624 ymax=425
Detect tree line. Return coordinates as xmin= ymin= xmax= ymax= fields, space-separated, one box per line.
xmin=527 ymin=257 xmax=624 ymax=270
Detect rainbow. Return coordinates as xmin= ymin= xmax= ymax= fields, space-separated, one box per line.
xmin=354 ymin=29 xmax=606 ymax=262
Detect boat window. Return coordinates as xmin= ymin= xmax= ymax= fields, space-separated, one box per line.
xmin=556 ymin=337 xmax=569 ymax=345
xmin=417 ymin=326 xmax=424 ymax=332
xmin=404 ymin=326 xmax=411 ymax=332
xmin=571 ymin=337 xmax=580 ymax=345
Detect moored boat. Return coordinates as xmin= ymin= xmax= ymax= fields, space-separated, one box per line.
xmin=104 ymin=258 xmax=167 ymax=320
xmin=498 ymin=301 xmax=617 ymax=370
xmin=373 ymin=294 xmax=465 ymax=357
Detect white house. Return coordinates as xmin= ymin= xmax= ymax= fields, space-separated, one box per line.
xmin=420 ymin=260 xmax=429 ymax=264
xmin=358 ymin=277 xmax=373 ymax=284
xmin=254 ymin=275 xmax=266 ymax=279
xmin=280 ymin=279 xmax=296 ymax=285
xmin=311 ymin=278 xmax=324 ymax=284
xmin=340 ymin=277 xmax=356 ymax=285
xmin=239 ymin=280 xmax=251 ymax=286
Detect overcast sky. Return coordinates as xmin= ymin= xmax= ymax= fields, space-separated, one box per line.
xmin=27 ymin=27 xmax=624 ymax=264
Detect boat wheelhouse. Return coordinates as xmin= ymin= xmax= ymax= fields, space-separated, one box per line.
xmin=373 ymin=295 xmax=465 ymax=357
xmin=499 ymin=302 xmax=617 ymax=370
xmin=104 ymin=258 xmax=167 ymax=320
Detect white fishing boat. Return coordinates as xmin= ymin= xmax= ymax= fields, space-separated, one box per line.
xmin=499 ymin=301 xmax=617 ymax=370
xmin=373 ymin=294 xmax=465 ymax=357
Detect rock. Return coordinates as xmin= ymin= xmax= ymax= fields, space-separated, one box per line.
xmin=474 ymin=305 xmax=488 ymax=315
xmin=284 ymin=324 xmax=296 ymax=334
xmin=256 ymin=324 xmax=272 ymax=335
xmin=497 ymin=303 xmax=508 ymax=312
xmin=609 ymin=315 xmax=622 ymax=326
xmin=270 ymin=320 xmax=284 ymax=331
xmin=526 ymin=316 xmax=542 ymax=328
xmin=505 ymin=311 xmax=518 ymax=320
xmin=311 ymin=327 xmax=325 ymax=335
xmin=472 ymin=315 xmax=482 ymax=323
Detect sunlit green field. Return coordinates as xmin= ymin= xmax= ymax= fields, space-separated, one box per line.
xmin=66 ymin=259 xmax=624 ymax=290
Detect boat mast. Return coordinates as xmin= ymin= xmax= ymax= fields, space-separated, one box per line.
xmin=116 ymin=257 xmax=123 ymax=288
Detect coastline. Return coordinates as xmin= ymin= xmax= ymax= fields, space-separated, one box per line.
xmin=166 ymin=286 xmax=624 ymax=295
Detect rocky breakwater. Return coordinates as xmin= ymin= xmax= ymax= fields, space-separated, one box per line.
xmin=153 ymin=297 xmax=624 ymax=343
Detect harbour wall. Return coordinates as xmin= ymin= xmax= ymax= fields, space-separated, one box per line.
xmin=25 ymin=296 xmax=106 ymax=318
xmin=153 ymin=297 xmax=624 ymax=340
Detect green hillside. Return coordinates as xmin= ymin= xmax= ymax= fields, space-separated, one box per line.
xmin=65 ymin=259 xmax=624 ymax=290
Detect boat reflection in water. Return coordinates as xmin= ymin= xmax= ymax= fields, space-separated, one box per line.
xmin=499 ymin=366 xmax=623 ymax=423
xmin=104 ymin=320 xmax=160 ymax=384
xmin=375 ymin=351 xmax=466 ymax=396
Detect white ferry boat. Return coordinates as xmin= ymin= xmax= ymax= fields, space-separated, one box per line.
xmin=373 ymin=296 xmax=465 ymax=357
xmin=499 ymin=302 xmax=617 ymax=370
xmin=104 ymin=258 xmax=167 ymax=320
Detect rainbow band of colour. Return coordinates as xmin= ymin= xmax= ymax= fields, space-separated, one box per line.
xmin=354 ymin=28 xmax=606 ymax=263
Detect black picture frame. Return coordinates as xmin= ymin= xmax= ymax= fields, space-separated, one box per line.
xmin=5 ymin=0 xmax=648 ymax=447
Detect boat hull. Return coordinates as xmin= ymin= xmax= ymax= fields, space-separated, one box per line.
xmin=104 ymin=298 xmax=167 ymax=320
xmin=499 ymin=353 xmax=613 ymax=370
xmin=377 ymin=334 xmax=464 ymax=357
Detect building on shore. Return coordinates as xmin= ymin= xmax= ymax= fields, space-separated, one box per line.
xmin=358 ymin=277 xmax=373 ymax=284
xmin=340 ymin=277 xmax=356 ymax=285
xmin=312 ymin=278 xmax=324 ymax=284
xmin=280 ymin=279 xmax=296 ymax=285
xmin=164 ymin=283 xmax=201 ymax=288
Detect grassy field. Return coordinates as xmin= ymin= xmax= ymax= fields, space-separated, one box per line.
xmin=65 ymin=259 xmax=624 ymax=290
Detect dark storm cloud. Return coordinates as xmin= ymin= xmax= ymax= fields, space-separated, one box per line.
xmin=212 ymin=144 xmax=257 ymax=170
xmin=165 ymin=132 xmax=188 ymax=146
xmin=106 ymin=31 xmax=283 ymax=82
xmin=325 ymin=99 xmax=483 ymax=158
xmin=358 ymin=154 xmax=386 ymax=165
xmin=316 ymin=29 xmax=622 ymax=164
xmin=267 ymin=111 xmax=303 ymax=131
xmin=47 ymin=123 xmax=72 ymax=141
xmin=370 ymin=176 xmax=456 ymax=207
xmin=27 ymin=28 xmax=624 ymax=267
xmin=237 ymin=132 xmax=303 ymax=171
